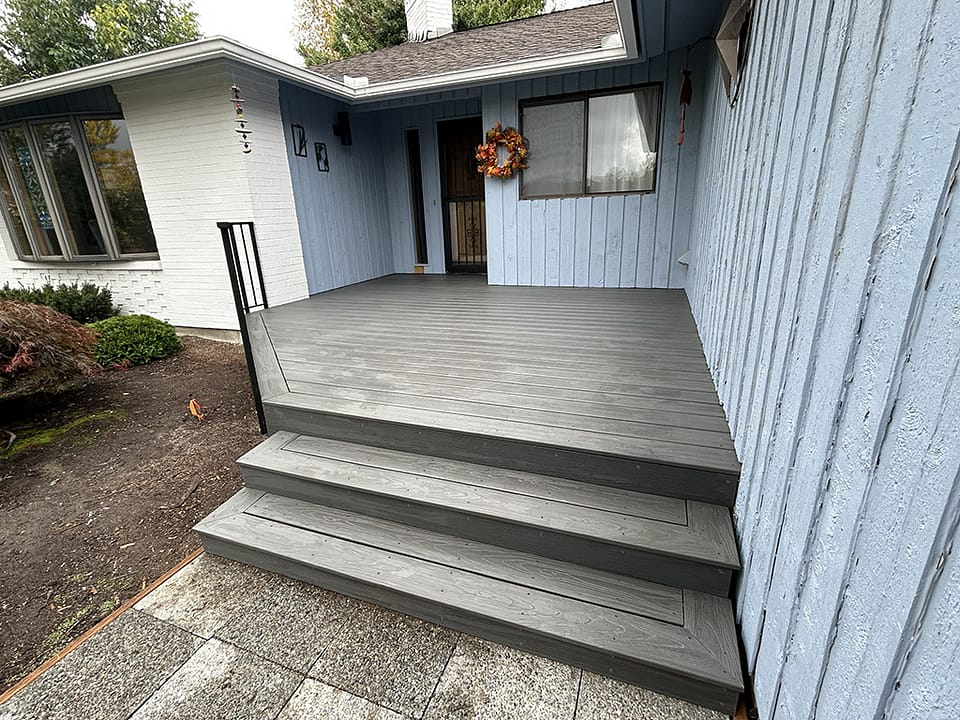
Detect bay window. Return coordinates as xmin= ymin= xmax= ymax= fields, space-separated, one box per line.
xmin=0 ymin=116 xmax=157 ymax=261
xmin=520 ymin=84 xmax=662 ymax=198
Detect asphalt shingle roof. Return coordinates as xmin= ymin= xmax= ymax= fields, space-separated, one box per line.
xmin=309 ymin=2 xmax=620 ymax=86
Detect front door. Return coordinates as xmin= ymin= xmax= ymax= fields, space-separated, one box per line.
xmin=438 ymin=117 xmax=486 ymax=273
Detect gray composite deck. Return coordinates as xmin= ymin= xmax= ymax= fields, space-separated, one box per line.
xmin=250 ymin=274 xmax=741 ymax=505
xmin=199 ymin=275 xmax=744 ymax=713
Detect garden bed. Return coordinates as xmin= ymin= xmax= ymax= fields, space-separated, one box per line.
xmin=0 ymin=336 xmax=262 ymax=692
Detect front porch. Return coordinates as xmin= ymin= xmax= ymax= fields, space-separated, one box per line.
xmin=197 ymin=275 xmax=744 ymax=713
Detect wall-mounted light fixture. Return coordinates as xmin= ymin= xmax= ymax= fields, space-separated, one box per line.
xmin=332 ymin=112 xmax=352 ymax=146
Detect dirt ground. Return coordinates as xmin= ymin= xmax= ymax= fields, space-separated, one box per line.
xmin=0 ymin=336 xmax=263 ymax=693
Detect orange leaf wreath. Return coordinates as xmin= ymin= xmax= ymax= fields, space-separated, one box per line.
xmin=476 ymin=123 xmax=528 ymax=178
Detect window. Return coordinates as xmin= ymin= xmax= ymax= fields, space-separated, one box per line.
xmin=520 ymin=84 xmax=662 ymax=198
xmin=0 ymin=116 xmax=157 ymax=261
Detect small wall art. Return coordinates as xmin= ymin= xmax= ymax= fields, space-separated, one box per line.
xmin=315 ymin=142 xmax=329 ymax=172
xmin=291 ymin=123 xmax=307 ymax=157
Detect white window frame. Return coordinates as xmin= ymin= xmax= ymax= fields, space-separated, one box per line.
xmin=0 ymin=115 xmax=158 ymax=262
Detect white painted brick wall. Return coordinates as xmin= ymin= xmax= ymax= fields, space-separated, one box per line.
xmin=0 ymin=60 xmax=308 ymax=330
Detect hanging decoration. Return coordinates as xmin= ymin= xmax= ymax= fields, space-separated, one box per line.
xmin=476 ymin=123 xmax=528 ymax=178
xmin=677 ymin=69 xmax=693 ymax=146
xmin=231 ymin=85 xmax=253 ymax=154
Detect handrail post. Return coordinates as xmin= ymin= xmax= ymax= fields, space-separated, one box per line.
xmin=219 ymin=221 xmax=268 ymax=434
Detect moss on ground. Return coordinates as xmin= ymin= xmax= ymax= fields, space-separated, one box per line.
xmin=2 ymin=408 xmax=122 ymax=458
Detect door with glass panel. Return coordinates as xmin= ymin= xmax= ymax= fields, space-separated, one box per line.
xmin=437 ymin=117 xmax=486 ymax=273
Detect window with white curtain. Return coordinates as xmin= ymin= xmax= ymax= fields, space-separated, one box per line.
xmin=520 ymin=84 xmax=662 ymax=198
xmin=0 ymin=116 xmax=157 ymax=261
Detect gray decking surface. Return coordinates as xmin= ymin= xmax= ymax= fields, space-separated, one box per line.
xmin=253 ymin=275 xmax=739 ymax=479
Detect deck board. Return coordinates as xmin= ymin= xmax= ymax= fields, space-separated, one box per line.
xmin=255 ymin=275 xmax=740 ymax=498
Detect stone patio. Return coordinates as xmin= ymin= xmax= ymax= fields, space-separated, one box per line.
xmin=0 ymin=553 xmax=727 ymax=720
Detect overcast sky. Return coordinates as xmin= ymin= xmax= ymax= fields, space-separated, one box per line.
xmin=189 ymin=0 xmax=602 ymax=67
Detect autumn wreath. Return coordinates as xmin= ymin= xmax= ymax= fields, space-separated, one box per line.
xmin=476 ymin=123 xmax=528 ymax=178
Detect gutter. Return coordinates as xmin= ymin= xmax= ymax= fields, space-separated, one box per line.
xmin=0 ymin=34 xmax=631 ymax=109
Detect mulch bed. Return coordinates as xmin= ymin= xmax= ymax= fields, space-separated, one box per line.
xmin=0 ymin=336 xmax=263 ymax=693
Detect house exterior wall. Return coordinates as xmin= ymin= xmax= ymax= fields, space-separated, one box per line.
xmin=278 ymin=82 xmax=395 ymax=294
xmin=363 ymin=90 xmax=483 ymax=275
xmin=0 ymin=62 xmax=308 ymax=330
xmin=480 ymin=50 xmax=705 ymax=287
xmin=348 ymin=51 xmax=706 ymax=287
xmin=684 ymin=1 xmax=960 ymax=718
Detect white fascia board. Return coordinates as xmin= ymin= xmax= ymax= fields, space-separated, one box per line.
xmin=0 ymin=37 xmax=354 ymax=107
xmin=0 ymin=35 xmax=630 ymax=110
xmin=347 ymin=45 xmax=629 ymax=102
xmin=611 ymin=0 xmax=642 ymax=60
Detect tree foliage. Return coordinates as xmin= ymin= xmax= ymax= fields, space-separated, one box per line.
xmin=0 ymin=0 xmax=201 ymax=86
xmin=452 ymin=0 xmax=543 ymax=31
xmin=295 ymin=0 xmax=545 ymax=65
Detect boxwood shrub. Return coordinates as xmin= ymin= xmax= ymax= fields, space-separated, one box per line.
xmin=90 ymin=315 xmax=181 ymax=368
xmin=0 ymin=282 xmax=118 ymax=324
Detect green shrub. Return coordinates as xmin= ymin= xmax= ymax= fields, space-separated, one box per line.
xmin=0 ymin=301 xmax=99 ymax=401
xmin=90 ymin=314 xmax=181 ymax=367
xmin=0 ymin=282 xmax=118 ymax=323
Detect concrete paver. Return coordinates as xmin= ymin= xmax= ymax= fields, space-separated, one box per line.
xmin=128 ymin=638 xmax=300 ymax=720
xmin=0 ymin=555 xmax=731 ymax=720
xmin=309 ymin=603 xmax=458 ymax=718
xmin=423 ymin=636 xmax=580 ymax=720
xmin=0 ymin=611 xmax=201 ymax=720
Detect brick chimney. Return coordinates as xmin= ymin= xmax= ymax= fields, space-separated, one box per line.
xmin=404 ymin=0 xmax=453 ymax=41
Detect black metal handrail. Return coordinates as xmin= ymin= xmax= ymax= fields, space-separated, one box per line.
xmin=219 ymin=221 xmax=268 ymax=434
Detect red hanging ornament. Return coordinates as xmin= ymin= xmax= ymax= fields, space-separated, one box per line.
xmin=678 ymin=69 xmax=693 ymax=146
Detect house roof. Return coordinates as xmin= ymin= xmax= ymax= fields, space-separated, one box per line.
xmin=311 ymin=3 xmax=621 ymax=86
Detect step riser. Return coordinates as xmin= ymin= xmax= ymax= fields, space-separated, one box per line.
xmin=199 ymin=533 xmax=740 ymax=715
xmin=241 ymin=466 xmax=733 ymax=596
xmin=264 ymin=403 xmax=739 ymax=507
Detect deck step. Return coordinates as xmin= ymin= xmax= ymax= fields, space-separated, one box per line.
xmin=196 ymin=488 xmax=743 ymax=714
xmin=264 ymin=393 xmax=740 ymax=507
xmin=238 ymin=432 xmax=740 ymax=596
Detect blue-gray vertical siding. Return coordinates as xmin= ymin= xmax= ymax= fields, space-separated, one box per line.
xmin=685 ymin=1 xmax=960 ymax=718
xmin=480 ymin=49 xmax=706 ymax=287
xmin=278 ymin=82 xmax=394 ymax=294
xmin=361 ymin=91 xmax=483 ymax=274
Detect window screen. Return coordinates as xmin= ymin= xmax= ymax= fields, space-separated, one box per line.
xmin=520 ymin=100 xmax=584 ymax=197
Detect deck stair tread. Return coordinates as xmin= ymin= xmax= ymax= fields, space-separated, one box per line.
xmin=266 ymin=391 xmax=741 ymax=476
xmin=238 ymin=432 xmax=740 ymax=573
xmin=196 ymin=488 xmax=743 ymax=710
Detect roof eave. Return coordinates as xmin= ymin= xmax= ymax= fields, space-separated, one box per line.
xmin=348 ymin=44 xmax=630 ymax=103
xmin=0 ymin=32 xmax=630 ymax=109
xmin=0 ymin=37 xmax=355 ymax=108
xmin=612 ymin=0 xmax=642 ymax=60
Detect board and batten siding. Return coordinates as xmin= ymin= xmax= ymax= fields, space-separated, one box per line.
xmin=363 ymin=91 xmax=483 ymax=274
xmin=0 ymin=63 xmax=308 ymax=330
xmin=685 ymin=1 xmax=960 ymax=718
xmin=480 ymin=48 xmax=706 ymax=287
xmin=278 ymin=82 xmax=394 ymax=294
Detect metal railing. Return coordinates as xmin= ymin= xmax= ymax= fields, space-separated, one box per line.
xmin=219 ymin=221 xmax=268 ymax=434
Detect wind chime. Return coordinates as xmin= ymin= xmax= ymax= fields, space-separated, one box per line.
xmin=231 ymin=84 xmax=253 ymax=153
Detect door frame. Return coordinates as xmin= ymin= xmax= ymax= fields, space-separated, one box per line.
xmin=436 ymin=116 xmax=486 ymax=274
